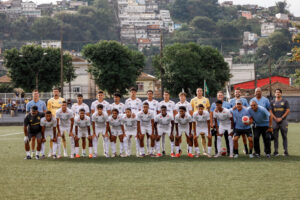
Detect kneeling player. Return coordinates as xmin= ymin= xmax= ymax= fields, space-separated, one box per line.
xmin=123 ymin=108 xmax=138 ymax=156
xmin=175 ymin=106 xmax=193 ymax=158
xmin=193 ymin=104 xmax=211 ymax=157
xmin=137 ymin=102 xmax=155 ymax=157
xmin=107 ymin=109 xmax=125 ymax=157
xmin=232 ymin=100 xmax=254 ymax=158
xmin=92 ymin=104 xmax=109 ymax=157
xmin=41 ymin=111 xmax=57 ymax=159
xmin=74 ymin=109 xmax=92 ymax=158
xmin=154 ymin=105 xmax=174 ymax=157
xmin=213 ymin=100 xmax=234 ymax=158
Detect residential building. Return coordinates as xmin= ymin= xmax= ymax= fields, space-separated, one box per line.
xmin=240 ymin=11 xmax=252 ymax=20
xmin=233 ymin=76 xmax=290 ymax=90
xmin=41 ymin=40 xmax=61 ymax=49
xmin=132 ymin=72 xmax=162 ymax=98
xmin=261 ymin=23 xmax=275 ymax=37
xmin=221 ymin=1 xmax=233 ymax=7
xmin=137 ymin=38 xmax=151 ymax=51
xmin=69 ymin=1 xmax=88 ymax=10
xmin=243 ymin=31 xmax=258 ymax=46
xmin=0 ymin=0 xmax=41 ymax=18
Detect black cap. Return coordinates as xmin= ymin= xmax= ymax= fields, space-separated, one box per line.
xmin=31 ymin=106 xmax=38 ymax=111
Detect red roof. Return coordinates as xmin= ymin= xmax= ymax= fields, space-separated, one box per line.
xmin=233 ymin=76 xmax=290 ymax=90
xmin=137 ymin=38 xmax=151 ymax=44
xmin=0 ymin=75 xmax=11 ymax=83
xmin=147 ymin=25 xmax=160 ymax=30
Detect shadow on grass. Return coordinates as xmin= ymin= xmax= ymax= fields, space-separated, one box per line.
xmin=39 ymin=154 xmax=300 ymax=164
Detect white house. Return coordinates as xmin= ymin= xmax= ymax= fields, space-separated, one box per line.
xmin=261 ymin=23 xmax=275 ymax=37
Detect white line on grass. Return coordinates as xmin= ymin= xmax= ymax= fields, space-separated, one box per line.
xmin=0 ymin=132 xmax=23 ymax=137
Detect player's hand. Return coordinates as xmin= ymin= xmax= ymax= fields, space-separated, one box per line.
xmin=210 ymin=123 xmax=214 ymax=128
xmin=57 ymin=131 xmax=61 ymax=137
xmin=105 ymin=132 xmax=109 ymax=138
xmin=69 ymin=132 xmax=74 ymax=137
xmin=74 ymin=135 xmax=79 ymax=141
xmin=42 ymin=137 xmax=46 ymax=143
xmin=88 ymin=135 xmax=92 ymax=140
xmin=24 ymin=136 xmax=29 ymax=143
xmin=92 ymin=134 xmax=97 ymax=139
xmin=53 ymin=137 xmax=57 ymax=142
xmin=276 ymin=117 xmax=282 ymax=123
xmin=267 ymin=127 xmax=273 ymax=133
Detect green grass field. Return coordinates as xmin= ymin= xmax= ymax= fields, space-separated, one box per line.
xmin=1 ymin=124 xmax=300 ymax=200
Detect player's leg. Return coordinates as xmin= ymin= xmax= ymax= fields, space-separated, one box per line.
xmin=228 ymin=130 xmax=234 ymax=158
xmin=194 ymin=134 xmax=200 ymax=157
xmin=241 ymin=134 xmax=249 ymax=155
xmin=127 ymin=135 xmax=132 ymax=156
xmin=36 ymin=133 xmax=42 ymax=160
xmin=119 ymin=133 xmax=125 ymax=157
xmin=262 ymin=128 xmax=271 ymax=158
xmin=187 ymin=132 xmax=194 ymax=158
xmin=155 ymin=134 xmax=162 ymax=157
xmin=150 ymin=133 xmax=156 ymax=157
xmin=31 ymin=136 xmax=36 ymax=157
xmin=88 ymin=135 xmax=93 ymax=158
xmin=70 ymin=134 xmax=75 ymax=158
xmin=24 ymin=134 xmax=31 ymax=159
xmin=110 ymin=135 xmax=117 ymax=157
xmin=247 ymin=135 xmax=254 ymax=158
xmin=52 ymin=138 xmax=57 ymax=159
xmin=224 ymin=130 xmax=230 ymax=156
xmin=61 ymin=133 xmax=68 ymax=157
xmin=74 ymin=136 xmax=80 ymax=158
xmin=81 ymin=137 xmax=86 ymax=157
xmin=233 ymin=135 xmax=240 ymax=158
xmin=200 ymin=133 xmax=207 ymax=155
xmin=280 ymin=120 xmax=288 ymax=155
xmin=139 ymin=131 xmax=145 ymax=157
xmin=273 ymin=122 xmax=280 ymax=156
xmin=41 ymin=136 xmax=46 ymax=158
xmin=253 ymin=127 xmax=261 ymax=157
xmin=123 ymin=134 xmax=128 ymax=157
xmin=161 ymin=132 xmax=166 ymax=155
xmin=146 ymin=133 xmax=150 ymax=155
xmin=175 ymin=134 xmax=181 ymax=157
xmin=215 ymin=131 xmax=223 ymax=158
xmin=49 ymin=140 xmax=53 ymax=157
xmin=57 ymin=131 xmax=62 ymax=158
xmin=207 ymin=133 xmax=212 ymax=157
xmin=169 ymin=132 xmax=175 ymax=157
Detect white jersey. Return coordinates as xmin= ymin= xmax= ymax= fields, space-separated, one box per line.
xmin=125 ymin=98 xmax=142 ymax=115
xmin=143 ymin=99 xmax=159 ymax=115
xmin=213 ymin=108 xmax=232 ymax=128
xmin=74 ymin=115 xmax=91 ymax=133
xmin=56 ymin=108 xmax=73 ymax=128
xmin=137 ymin=111 xmax=154 ymax=127
xmin=91 ymin=100 xmax=111 ymax=114
xmin=108 ymin=115 xmax=123 ymax=131
xmin=158 ymin=100 xmax=176 ymax=117
xmin=40 ymin=117 xmax=57 ymax=135
xmin=71 ymin=103 xmax=90 ymax=117
xmin=92 ymin=112 xmax=108 ymax=129
xmin=193 ymin=111 xmax=210 ymax=127
xmin=122 ymin=115 xmax=138 ymax=131
xmin=111 ymin=102 xmax=125 ymax=114
xmin=175 ymin=114 xmax=193 ymax=129
xmin=175 ymin=101 xmax=192 ymax=114
xmin=155 ymin=113 xmax=174 ymax=130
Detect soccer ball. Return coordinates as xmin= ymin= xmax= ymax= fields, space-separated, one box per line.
xmin=221 ymin=148 xmax=227 ymax=156
xmin=242 ymin=116 xmax=250 ymax=125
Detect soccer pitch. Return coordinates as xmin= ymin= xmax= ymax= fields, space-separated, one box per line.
xmin=1 ymin=125 xmax=300 ymax=200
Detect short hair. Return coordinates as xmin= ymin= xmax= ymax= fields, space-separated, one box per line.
xmin=62 ymin=101 xmax=67 ymax=104
xmin=53 ymin=88 xmax=59 ymax=91
xmin=217 ymin=91 xmax=224 ymax=95
xmin=77 ymin=94 xmax=83 ymax=98
xmin=179 ymin=106 xmax=186 ymax=111
xmin=130 ymin=87 xmax=137 ymax=92
xmin=164 ymin=90 xmax=170 ymax=94
xmin=197 ymin=104 xmax=204 ymax=108
xmin=32 ymin=89 xmax=38 ymax=93
xmin=31 ymin=106 xmax=38 ymax=111
xmin=275 ymin=88 xmax=282 ymax=93
xmin=143 ymin=102 xmax=149 ymax=106
xmin=114 ymin=93 xmax=121 ymax=98
xmin=79 ymin=108 xmax=85 ymax=113
xmin=97 ymin=104 xmax=103 ymax=109
xmin=125 ymin=108 xmax=131 ymax=112
xmin=179 ymin=92 xmax=186 ymax=97
xmin=46 ymin=111 xmax=52 ymax=115
xmin=235 ymin=87 xmax=241 ymax=91
xmin=215 ymin=100 xmax=223 ymax=105
xmin=112 ymin=108 xmax=119 ymax=114
xmin=250 ymin=100 xmax=257 ymax=105
xmin=147 ymin=90 xmax=153 ymax=94
xmin=98 ymin=90 xmax=104 ymax=94
xmin=160 ymin=105 xmax=167 ymax=110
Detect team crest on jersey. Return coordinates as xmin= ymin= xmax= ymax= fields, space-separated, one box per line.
xmin=37 ymin=117 xmax=40 ymax=120
xmin=281 ymin=102 xmax=284 ymax=105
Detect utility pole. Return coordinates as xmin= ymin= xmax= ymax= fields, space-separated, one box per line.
xmin=254 ymin=63 xmax=257 ymax=88
xmin=160 ymin=29 xmax=164 ymax=97
xmin=60 ymin=25 xmax=64 ymax=98
xmin=268 ymin=58 xmax=272 ymax=98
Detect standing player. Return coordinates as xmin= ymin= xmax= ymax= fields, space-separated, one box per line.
xmin=92 ymin=104 xmax=109 ymax=157
xmin=111 ymin=93 xmax=125 ymax=115
xmin=143 ymin=90 xmax=159 ymax=154
xmin=174 ymin=106 xmax=193 ymax=158
xmin=175 ymin=92 xmax=193 ymax=116
xmin=154 ymin=105 xmax=174 ymax=157
xmin=193 ymin=104 xmax=211 ymax=157
xmin=137 ymin=102 xmax=155 ymax=157
xmin=40 ymin=111 xmax=57 ymax=159
xmin=47 ymin=88 xmax=65 ymax=157
xmin=56 ymin=101 xmax=74 ymax=158
xmin=190 ymin=88 xmax=210 ymax=112
xmin=270 ymin=89 xmax=290 ymax=156
xmin=158 ymin=91 xmax=176 ymax=155
xmin=107 ymin=109 xmax=126 ymax=157
xmin=24 ymin=106 xmax=45 ymax=159
xmin=250 ymin=87 xmax=270 ymax=110
xmin=71 ymin=94 xmax=90 ymax=117
xmin=74 ymin=109 xmax=92 ymax=158
xmin=213 ymin=100 xmax=234 ymax=158
xmin=91 ymin=90 xmax=111 ymax=115
xmin=248 ymin=101 xmax=273 ymax=158
xmin=122 ymin=108 xmax=139 ymax=156
xmin=232 ymin=100 xmax=254 ymax=158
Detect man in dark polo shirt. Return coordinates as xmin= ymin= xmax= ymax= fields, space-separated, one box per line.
xmin=270 ymin=89 xmax=290 ymax=156
xmin=24 ymin=106 xmax=45 ymax=160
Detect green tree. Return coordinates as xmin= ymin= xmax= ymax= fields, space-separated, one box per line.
xmin=191 ymin=16 xmax=216 ymax=32
xmin=63 ymin=54 xmax=77 ymax=97
xmin=82 ymin=40 xmax=145 ymax=96
xmin=153 ymin=43 xmax=229 ymax=97
xmin=4 ymin=45 xmax=74 ymax=92
xmin=293 ymin=69 xmax=300 ymax=86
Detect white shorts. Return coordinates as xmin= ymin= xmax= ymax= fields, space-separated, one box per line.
xmin=195 ymin=128 xmax=209 ymax=137
xmin=125 ymin=129 xmax=137 ymax=136
xmin=44 ymin=131 xmax=54 ymax=139
xmin=111 ymin=129 xmax=123 ymax=136
xmin=141 ymin=126 xmax=152 ymax=135
xmin=78 ymin=131 xmax=88 ymax=138
xmin=60 ymin=127 xmax=70 ymax=136
xmin=219 ymin=126 xmax=233 ymax=135
xmin=157 ymin=127 xmax=172 ymax=136
xmin=178 ymin=128 xmax=190 ymax=137
xmin=95 ymin=127 xmax=106 ymax=137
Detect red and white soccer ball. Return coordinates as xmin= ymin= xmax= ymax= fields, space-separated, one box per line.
xmin=242 ymin=116 xmax=250 ymax=125
xmin=221 ymin=147 xmax=227 ymax=156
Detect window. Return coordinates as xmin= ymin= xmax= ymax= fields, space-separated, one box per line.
xmin=72 ymin=86 xmax=81 ymax=93
xmin=136 ymin=82 xmax=144 ymax=92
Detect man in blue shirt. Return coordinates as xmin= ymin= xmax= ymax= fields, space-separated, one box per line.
xmin=229 ymin=88 xmax=250 ymax=155
xmin=250 ymin=87 xmax=270 ymax=110
xmin=210 ymin=91 xmax=231 ymax=155
xmin=26 ymin=89 xmax=47 ymax=113
xmin=232 ymin=100 xmax=253 ymax=158
xmin=248 ymin=100 xmax=273 ymax=158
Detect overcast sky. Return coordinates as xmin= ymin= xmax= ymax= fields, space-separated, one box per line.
xmin=7 ymin=0 xmax=300 ymax=17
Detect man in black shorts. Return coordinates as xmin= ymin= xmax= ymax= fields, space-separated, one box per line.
xmin=24 ymin=106 xmax=45 ymax=159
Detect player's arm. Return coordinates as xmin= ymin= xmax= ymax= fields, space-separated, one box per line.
xmin=70 ymin=118 xmax=74 ymax=136
xmin=230 ymin=116 xmax=234 ymax=134
xmin=175 ymin=123 xmax=179 ymax=137
xmin=121 ymin=124 xmax=125 ymax=137
xmin=151 ymin=119 xmax=155 ymax=135
xmin=281 ymin=108 xmax=290 ymax=120
xmin=52 ymin=126 xmax=57 ymax=142
xmin=106 ymin=122 xmax=111 ymax=137
xmin=47 ymin=99 xmax=52 ymax=112
xmin=214 ymin=118 xmax=219 ymax=135
xmin=170 ymin=120 xmax=174 ymax=135
xmin=75 ymin=125 xmax=78 ymax=140
xmin=56 ymin=118 xmax=61 ymax=135
xmin=268 ymin=115 xmax=273 ymax=132
xmin=41 ymin=126 xmax=45 ymax=140
xmin=137 ymin=121 xmax=141 ymax=136
xmin=209 ymin=111 xmax=214 ymax=128
xmin=207 ymin=120 xmax=211 ymax=135
xmin=189 ymin=122 xmax=192 ymax=136
xmin=154 ymin=121 xmax=158 ymax=135
xmin=269 ymin=109 xmax=276 ymax=120
xmin=193 ymin=121 xmax=197 ymax=136
xmin=92 ymin=121 xmax=96 ymax=137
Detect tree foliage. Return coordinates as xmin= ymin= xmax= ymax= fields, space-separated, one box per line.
xmin=153 ymin=43 xmax=229 ymax=97
xmin=82 ymin=40 xmax=145 ymax=96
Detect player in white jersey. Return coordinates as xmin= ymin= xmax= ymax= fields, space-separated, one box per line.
xmin=92 ymin=104 xmax=109 ymax=158
xmin=193 ymin=104 xmax=211 ymax=157
xmin=71 ymin=94 xmax=90 ymax=117
xmin=56 ymin=101 xmax=74 ymax=158
xmin=137 ymin=102 xmax=155 ymax=157
xmin=91 ymin=90 xmax=111 ymax=115
xmin=40 ymin=111 xmax=57 ymax=159
xmin=213 ymin=100 xmax=234 ymax=158
xmin=123 ymin=108 xmax=139 ymax=156
xmin=143 ymin=90 xmax=159 ymax=154
xmin=110 ymin=93 xmax=125 ymax=115
xmin=74 ymin=109 xmax=92 ymax=158
xmin=158 ymin=91 xmax=176 ymax=155
xmin=154 ymin=105 xmax=174 ymax=157
xmin=175 ymin=106 xmax=193 ymax=158
xmin=125 ymin=87 xmax=142 ymax=115
xmin=175 ymin=92 xmax=193 ymax=116
xmin=107 ymin=109 xmax=126 ymax=157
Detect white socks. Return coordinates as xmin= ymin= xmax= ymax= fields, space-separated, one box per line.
xmin=70 ymin=137 xmax=75 ymax=156
xmin=208 ymin=146 xmax=212 ymax=155
xmin=89 ymin=147 xmax=93 ymax=155
xmin=156 ymin=140 xmax=161 ymax=153
xmin=217 ymin=136 xmax=222 ymax=154
xmin=228 ymin=135 xmax=233 ymax=155
xmin=111 ymin=142 xmax=116 ymax=154
xmin=123 ymin=137 xmax=128 ymax=154
xmin=175 ymin=146 xmax=180 ymax=154
xmin=52 ymin=142 xmax=57 ymax=156
xmin=75 ymin=147 xmax=79 ymax=155
xmin=93 ymin=137 xmax=98 ymax=155
xmin=82 ymin=149 xmax=86 ymax=155
xmin=195 ymin=147 xmax=200 ymax=154
xmin=120 ymin=142 xmax=124 ymax=154
xmin=41 ymin=142 xmax=45 ymax=155
xmin=135 ymin=137 xmax=140 ymax=153
xmin=57 ymin=137 xmax=62 ymax=156
xmin=26 ymin=151 xmax=30 ymax=156
xmin=146 ymin=137 xmax=150 ymax=153
xmin=162 ymin=134 xmax=165 ymax=151
xmin=188 ymin=146 xmax=193 ymax=153
xmin=170 ymin=141 xmax=174 ymax=153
